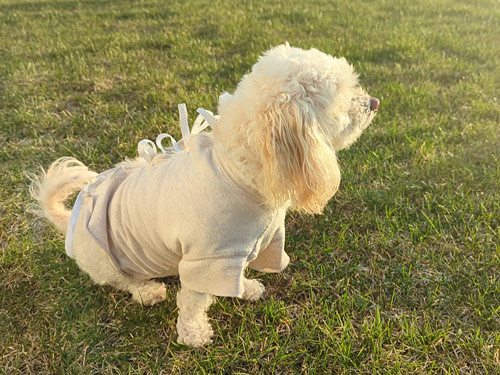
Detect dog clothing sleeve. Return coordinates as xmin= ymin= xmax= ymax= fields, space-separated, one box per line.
xmin=176 ymin=204 xmax=288 ymax=298
xmin=248 ymin=221 xmax=289 ymax=273
xmin=177 ymin=254 xmax=249 ymax=298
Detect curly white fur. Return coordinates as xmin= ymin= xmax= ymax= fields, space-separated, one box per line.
xmin=30 ymin=44 xmax=378 ymax=347
xmin=28 ymin=157 xmax=97 ymax=232
xmin=215 ymin=44 xmax=377 ymax=214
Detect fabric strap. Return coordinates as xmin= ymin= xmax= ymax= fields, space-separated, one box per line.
xmin=137 ymin=104 xmax=218 ymax=160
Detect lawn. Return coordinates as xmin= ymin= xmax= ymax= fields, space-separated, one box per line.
xmin=1 ymin=0 xmax=499 ymax=373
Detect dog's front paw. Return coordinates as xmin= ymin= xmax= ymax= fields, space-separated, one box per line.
xmin=177 ymin=319 xmax=214 ymax=347
xmin=241 ymin=279 xmax=265 ymax=301
xmin=132 ymin=282 xmax=167 ymax=306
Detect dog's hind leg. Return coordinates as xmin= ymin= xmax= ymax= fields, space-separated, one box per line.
xmin=112 ymin=275 xmax=167 ymax=307
xmin=72 ymin=239 xmax=166 ymax=306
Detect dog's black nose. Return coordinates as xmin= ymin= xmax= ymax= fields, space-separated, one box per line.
xmin=370 ymin=97 xmax=380 ymax=111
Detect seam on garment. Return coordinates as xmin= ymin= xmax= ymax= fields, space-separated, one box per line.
xmin=212 ymin=145 xmax=263 ymax=205
xmin=246 ymin=211 xmax=278 ymax=262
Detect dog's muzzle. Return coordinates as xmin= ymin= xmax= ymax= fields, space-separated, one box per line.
xmin=370 ymin=97 xmax=380 ymax=112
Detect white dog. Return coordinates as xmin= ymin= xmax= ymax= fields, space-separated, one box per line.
xmin=31 ymin=44 xmax=379 ymax=347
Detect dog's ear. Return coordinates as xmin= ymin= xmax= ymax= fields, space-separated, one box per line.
xmin=251 ymin=95 xmax=341 ymax=214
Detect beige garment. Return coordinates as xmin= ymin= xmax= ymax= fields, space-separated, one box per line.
xmin=67 ymin=134 xmax=289 ymax=297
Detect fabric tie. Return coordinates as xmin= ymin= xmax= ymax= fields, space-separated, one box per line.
xmin=137 ymin=104 xmax=218 ymax=161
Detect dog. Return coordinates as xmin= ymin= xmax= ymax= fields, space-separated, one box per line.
xmin=30 ymin=44 xmax=379 ymax=347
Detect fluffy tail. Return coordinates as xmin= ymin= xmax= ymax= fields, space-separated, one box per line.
xmin=29 ymin=157 xmax=98 ymax=233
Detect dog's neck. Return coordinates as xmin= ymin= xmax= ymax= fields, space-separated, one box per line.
xmin=213 ymin=139 xmax=265 ymax=200
xmin=212 ymin=132 xmax=289 ymax=211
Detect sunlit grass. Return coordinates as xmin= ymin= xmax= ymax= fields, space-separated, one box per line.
xmin=1 ymin=0 xmax=499 ymax=373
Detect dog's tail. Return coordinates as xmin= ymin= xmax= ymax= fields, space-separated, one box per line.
xmin=29 ymin=157 xmax=98 ymax=233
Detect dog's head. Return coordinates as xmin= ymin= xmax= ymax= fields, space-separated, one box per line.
xmin=217 ymin=44 xmax=378 ymax=214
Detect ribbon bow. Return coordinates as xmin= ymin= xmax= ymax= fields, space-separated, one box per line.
xmin=137 ymin=103 xmax=218 ymax=160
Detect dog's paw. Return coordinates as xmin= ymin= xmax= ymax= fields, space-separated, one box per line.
xmin=132 ymin=282 xmax=167 ymax=306
xmin=177 ymin=320 xmax=214 ymax=347
xmin=241 ymin=279 xmax=265 ymax=301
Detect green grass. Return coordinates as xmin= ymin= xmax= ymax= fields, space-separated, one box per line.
xmin=1 ymin=0 xmax=499 ymax=373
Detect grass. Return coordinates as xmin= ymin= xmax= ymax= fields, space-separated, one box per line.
xmin=1 ymin=0 xmax=499 ymax=373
